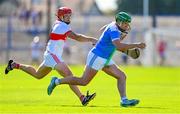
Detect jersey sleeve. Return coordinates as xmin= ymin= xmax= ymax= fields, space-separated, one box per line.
xmin=109 ymin=30 xmax=121 ymax=41
xmin=65 ymin=25 xmax=72 ymax=34
xmin=108 ymin=24 xmax=122 ymax=41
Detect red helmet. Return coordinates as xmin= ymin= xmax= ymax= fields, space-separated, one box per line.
xmin=56 ymin=7 xmax=72 ymax=18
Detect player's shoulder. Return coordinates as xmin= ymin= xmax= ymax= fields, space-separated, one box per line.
xmin=108 ymin=22 xmax=119 ymax=32
xmin=52 ymin=20 xmax=71 ymax=32
xmin=53 ymin=20 xmax=70 ymax=28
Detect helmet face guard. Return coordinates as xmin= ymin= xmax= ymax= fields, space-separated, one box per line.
xmin=115 ymin=12 xmax=132 ymax=32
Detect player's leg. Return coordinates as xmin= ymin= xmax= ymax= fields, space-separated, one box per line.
xmin=55 ymin=63 xmax=96 ymax=106
xmin=5 ymin=60 xmax=52 ymax=79
xmin=19 ymin=62 xmax=52 ymax=79
xmin=47 ymin=51 xmax=101 ymax=105
xmin=48 ymin=51 xmax=99 ymax=87
xmin=46 ymin=50 xmax=97 ymax=106
xmin=102 ymin=64 xmax=127 ymax=98
xmin=48 ymin=65 xmax=97 ymax=105
xmin=47 ymin=66 xmax=97 ymax=91
xmin=56 ymin=66 xmax=98 ymax=85
xmin=102 ymin=64 xmax=139 ymax=107
xmin=54 ymin=62 xmax=83 ymax=101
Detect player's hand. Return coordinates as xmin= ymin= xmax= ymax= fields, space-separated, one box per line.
xmin=137 ymin=43 xmax=146 ymax=49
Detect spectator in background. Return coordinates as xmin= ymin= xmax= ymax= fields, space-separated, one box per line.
xmin=31 ymin=36 xmax=43 ymax=65
xmin=38 ymin=10 xmax=43 ymax=25
xmin=157 ymin=40 xmax=167 ymax=66
xmin=19 ymin=5 xmax=31 ymax=27
xmin=31 ymin=8 xmax=39 ymax=26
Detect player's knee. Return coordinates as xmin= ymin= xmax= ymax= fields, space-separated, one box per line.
xmin=64 ymin=72 xmax=73 ymax=77
xmin=59 ymin=69 xmax=73 ymax=77
xmin=81 ymin=81 xmax=88 ymax=86
xmin=36 ymin=77 xmax=42 ymax=79
xmin=34 ymin=73 xmax=44 ymax=79
xmin=81 ymin=79 xmax=90 ymax=86
xmin=116 ymin=71 xmax=126 ymax=80
xmin=120 ymin=71 xmax=127 ymax=80
xmin=35 ymin=75 xmax=43 ymax=79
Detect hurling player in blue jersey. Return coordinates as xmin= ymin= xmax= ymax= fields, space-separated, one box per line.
xmin=47 ymin=12 xmax=146 ymax=107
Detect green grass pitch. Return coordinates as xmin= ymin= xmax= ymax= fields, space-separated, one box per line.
xmin=0 ymin=65 xmax=180 ymax=114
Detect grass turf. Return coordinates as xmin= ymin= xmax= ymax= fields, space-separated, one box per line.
xmin=0 ymin=65 xmax=180 ymax=114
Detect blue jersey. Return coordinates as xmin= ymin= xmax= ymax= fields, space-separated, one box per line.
xmin=92 ymin=22 xmax=122 ymax=59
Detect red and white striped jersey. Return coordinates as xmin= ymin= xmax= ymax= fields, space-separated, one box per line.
xmin=45 ymin=20 xmax=72 ymax=55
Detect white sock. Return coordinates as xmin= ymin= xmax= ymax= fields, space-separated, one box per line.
xmin=121 ymin=96 xmax=127 ymax=102
xmin=55 ymin=79 xmax=61 ymax=85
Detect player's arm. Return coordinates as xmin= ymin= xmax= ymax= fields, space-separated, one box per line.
xmin=99 ymin=24 xmax=108 ymax=33
xmin=112 ymin=39 xmax=146 ymax=52
xmin=67 ymin=31 xmax=97 ymax=45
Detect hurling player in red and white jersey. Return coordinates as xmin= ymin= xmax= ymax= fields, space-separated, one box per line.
xmin=5 ymin=7 xmax=97 ymax=106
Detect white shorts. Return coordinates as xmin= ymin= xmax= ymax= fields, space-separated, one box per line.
xmin=86 ymin=51 xmax=115 ymax=70
xmin=42 ymin=51 xmax=64 ymax=69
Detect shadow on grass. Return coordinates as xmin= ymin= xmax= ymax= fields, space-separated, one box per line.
xmin=54 ymin=105 xmax=119 ymax=108
xmin=90 ymin=105 xmax=168 ymax=109
xmin=134 ymin=106 xmax=168 ymax=109
xmin=58 ymin=105 xmax=168 ymax=110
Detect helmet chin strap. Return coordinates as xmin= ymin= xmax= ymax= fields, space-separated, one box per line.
xmin=58 ymin=17 xmax=70 ymax=25
xmin=116 ymin=22 xmax=126 ymax=32
xmin=64 ymin=21 xmax=70 ymax=24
